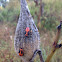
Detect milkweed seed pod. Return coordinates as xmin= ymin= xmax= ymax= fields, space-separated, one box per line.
xmin=14 ymin=0 xmax=40 ymax=62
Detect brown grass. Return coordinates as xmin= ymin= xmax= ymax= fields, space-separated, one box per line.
xmin=0 ymin=23 xmax=62 ymax=62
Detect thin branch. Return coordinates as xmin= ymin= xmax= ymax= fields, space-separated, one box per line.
xmin=29 ymin=49 xmax=44 ymax=62
xmin=34 ymin=0 xmax=38 ymax=6
xmin=45 ymin=21 xmax=62 ymax=62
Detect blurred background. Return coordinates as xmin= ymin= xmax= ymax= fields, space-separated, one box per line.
xmin=0 ymin=0 xmax=62 ymax=62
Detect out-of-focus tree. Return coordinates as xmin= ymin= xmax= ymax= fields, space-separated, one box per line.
xmin=0 ymin=0 xmax=9 ymax=8
xmin=33 ymin=0 xmax=44 ymax=31
xmin=34 ymin=0 xmax=38 ymax=6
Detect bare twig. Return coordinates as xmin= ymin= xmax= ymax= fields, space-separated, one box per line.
xmin=37 ymin=50 xmax=44 ymax=62
xmin=29 ymin=49 xmax=44 ymax=62
xmin=45 ymin=21 xmax=62 ymax=62
xmin=34 ymin=0 xmax=38 ymax=6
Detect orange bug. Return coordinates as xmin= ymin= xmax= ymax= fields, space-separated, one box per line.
xmin=18 ymin=48 xmax=24 ymax=56
xmin=25 ymin=27 xmax=30 ymax=36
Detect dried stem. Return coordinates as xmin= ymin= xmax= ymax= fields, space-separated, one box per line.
xmin=45 ymin=21 xmax=62 ymax=62
xmin=29 ymin=50 xmax=44 ymax=62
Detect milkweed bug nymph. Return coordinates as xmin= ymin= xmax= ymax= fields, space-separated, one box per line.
xmin=25 ymin=27 xmax=30 ymax=37
xmin=18 ymin=48 xmax=24 ymax=56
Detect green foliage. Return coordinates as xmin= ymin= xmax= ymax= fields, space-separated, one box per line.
xmin=0 ymin=0 xmax=20 ymax=23
xmin=0 ymin=13 xmax=4 ymax=22
xmin=0 ymin=0 xmax=61 ymax=30
xmin=0 ymin=6 xmax=20 ymax=23
xmin=40 ymin=16 xmax=57 ymax=31
xmin=28 ymin=0 xmax=62 ymax=31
